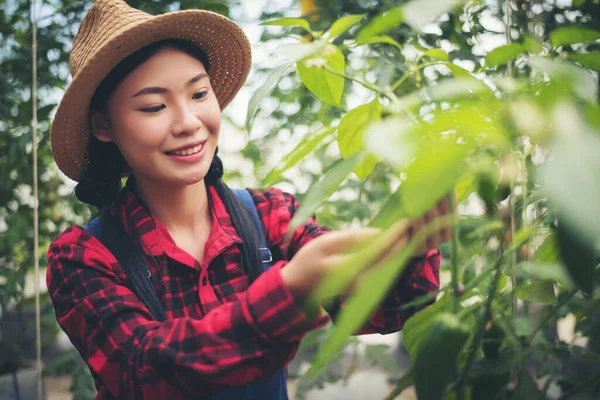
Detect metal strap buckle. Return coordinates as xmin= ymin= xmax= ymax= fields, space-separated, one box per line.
xmin=259 ymin=247 xmax=273 ymax=263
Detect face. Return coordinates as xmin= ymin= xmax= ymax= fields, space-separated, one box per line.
xmin=91 ymin=46 xmax=221 ymax=187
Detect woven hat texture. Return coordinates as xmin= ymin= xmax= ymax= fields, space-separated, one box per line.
xmin=51 ymin=0 xmax=252 ymax=181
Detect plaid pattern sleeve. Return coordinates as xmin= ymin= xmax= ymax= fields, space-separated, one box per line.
xmin=46 ymin=225 xmax=324 ymax=399
xmin=249 ymin=188 xmax=441 ymax=335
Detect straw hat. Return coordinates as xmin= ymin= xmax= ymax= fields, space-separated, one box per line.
xmin=51 ymin=0 xmax=252 ymax=181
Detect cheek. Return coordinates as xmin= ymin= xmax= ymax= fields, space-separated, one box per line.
xmin=115 ymin=113 xmax=167 ymax=149
xmin=199 ymin=99 xmax=222 ymax=133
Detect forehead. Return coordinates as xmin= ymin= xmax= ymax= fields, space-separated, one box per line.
xmin=120 ymin=46 xmax=209 ymax=89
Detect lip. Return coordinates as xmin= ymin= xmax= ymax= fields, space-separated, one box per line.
xmin=165 ymin=139 xmax=208 ymax=154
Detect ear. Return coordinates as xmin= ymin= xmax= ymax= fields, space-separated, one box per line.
xmin=90 ymin=111 xmax=114 ymax=143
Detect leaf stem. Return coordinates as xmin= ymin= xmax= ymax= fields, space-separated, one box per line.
xmin=390 ymin=72 xmax=413 ymax=92
xmin=557 ymin=372 xmax=600 ymax=400
xmin=415 ymin=61 xmax=444 ymax=70
xmin=527 ymin=291 xmax=576 ymax=345
xmin=455 ymin=238 xmax=506 ymax=398
xmin=383 ymin=369 xmax=414 ymax=400
xmin=506 ymin=0 xmax=513 ymax=77
xmin=322 ymin=65 xmax=393 ymax=100
xmin=448 ymin=192 xmax=460 ymax=313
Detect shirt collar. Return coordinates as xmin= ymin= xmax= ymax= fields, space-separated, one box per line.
xmin=109 ymin=177 xmax=242 ymax=268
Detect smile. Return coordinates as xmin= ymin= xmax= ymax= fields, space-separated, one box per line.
xmin=166 ymin=142 xmax=204 ymax=156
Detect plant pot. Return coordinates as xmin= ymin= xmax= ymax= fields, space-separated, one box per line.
xmin=0 ymin=361 xmax=46 ymax=400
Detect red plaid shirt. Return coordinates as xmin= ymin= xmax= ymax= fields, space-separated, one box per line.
xmin=46 ymin=180 xmax=440 ymax=399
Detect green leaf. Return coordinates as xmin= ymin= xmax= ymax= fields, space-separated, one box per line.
xmin=261 ymin=127 xmax=337 ymax=187
xmin=414 ymin=313 xmax=470 ymax=400
xmin=404 ymin=0 xmax=466 ymax=30
xmin=262 ymin=17 xmax=312 ymax=33
xmin=515 ymin=281 xmax=558 ymax=305
xmin=401 ymin=142 xmax=468 ymax=218
xmin=542 ymin=127 xmax=600 ymax=243
xmin=245 ymin=63 xmax=292 ymax=132
xmin=454 ymin=172 xmax=476 ymax=204
xmin=402 ymin=295 xmax=449 ymax=359
xmin=289 ymin=153 xmax=364 ymax=233
xmin=328 ymin=14 xmax=365 ymax=40
xmin=369 ymin=185 xmax=407 ymax=230
xmin=549 ymin=26 xmax=600 ymax=47
xmin=516 ymin=263 xmax=574 ymax=289
xmin=529 ymin=56 xmax=597 ymax=100
xmin=297 ymin=43 xmax=345 ymax=107
xmin=277 ymin=40 xmax=326 ymax=62
xmin=466 ymin=221 xmax=505 ymax=240
xmin=507 ymin=229 xmax=534 ymax=254
xmin=523 ymin=35 xmax=543 ymax=54
xmin=356 ymin=6 xmax=403 ymax=42
xmin=443 ymin=64 xmax=494 ymax=98
xmin=355 ymin=35 xmax=403 ymax=51
xmin=557 ymin=221 xmax=596 ymax=296
xmin=337 ymin=98 xmax=382 ymax=180
xmin=424 ymin=48 xmax=449 ymax=61
xmin=486 ymin=43 xmax=525 ymax=67
xmin=568 ymin=53 xmax=600 ymax=71
xmin=532 ymin=232 xmax=559 ymax=263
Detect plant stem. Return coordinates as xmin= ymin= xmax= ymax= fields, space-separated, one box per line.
xmin=415 ymin=61 xmax=444 ymax=70
xmin=510 ymin=182 xmax=518 ymax=325
xmin=448 ymin=192 xmax=460 ymax=313
xmin=455 ymin=239 xmax=506 ymax=398
xmin=322 ymin=65 xmax=391 ymax=99
xmin=390 ymin=72 xmax=413 ymax=92
xmin=505 ymin=0 xmax=513 ymax=77
xmin=527 ymin=291 xmax=576 ymax=345
xmin=390 ymin=62 xmax=444 ymax=93
xmin=383 ymin=369 xmax=414 ymax=400
xmin=557 ymin=372 xmax=600 ymax=400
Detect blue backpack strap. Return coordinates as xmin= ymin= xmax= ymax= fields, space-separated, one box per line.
xmin=232 ymin=188 xmax=273 ymax=270
xmin=83 ymin=216 xmax=102 ymax=239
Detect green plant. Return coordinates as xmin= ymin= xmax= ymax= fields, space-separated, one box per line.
xmin=251 ymin=0 xmax=600 ymax=398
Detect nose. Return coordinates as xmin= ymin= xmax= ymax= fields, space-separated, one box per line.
xmin=171 ymin=102 xmax=202 ymax=136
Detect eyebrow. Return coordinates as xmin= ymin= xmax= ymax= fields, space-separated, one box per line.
xmin=132 ymin=72 xmax=209 ymax=97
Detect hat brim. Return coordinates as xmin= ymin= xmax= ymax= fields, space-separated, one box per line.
xmin=51 ymin=10 xmax=251 ymax=181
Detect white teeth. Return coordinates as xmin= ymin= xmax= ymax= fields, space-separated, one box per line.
xmin=171 ymin=143 xmax=203 ymax=156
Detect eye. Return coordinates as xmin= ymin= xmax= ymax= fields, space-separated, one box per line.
xmin=140 ymin=104 xmax=165 ymax=113
xmin=192 ymin=90 xmax=208 ymax=100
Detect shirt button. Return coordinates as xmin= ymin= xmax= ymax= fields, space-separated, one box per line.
xmin=202 ymin=276 xmax=208 ymax=286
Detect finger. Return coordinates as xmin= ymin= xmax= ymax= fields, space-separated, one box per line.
xmin=320 ymin=228 xmax=381 ymax=254
xmin=408 ymin=217 xmax=428 ymax=255
xmin=322 ymin=253 xmax=352 ymax=269
xmin=423 ymin=207 xmax=440 ymax=250
xmin=372 ymin=233 xmax=409 ymax=266
xmin=436 ymin=195 xmax=450 ymax=216
xmin=438 ymin=195 xmax=454 ymax=242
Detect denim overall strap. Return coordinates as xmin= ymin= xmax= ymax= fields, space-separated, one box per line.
xmin=207 ymin=189 xmax=288 ymax=400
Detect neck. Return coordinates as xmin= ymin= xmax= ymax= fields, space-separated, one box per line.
xmin=134 ymin=177 xmax=212 ymax=237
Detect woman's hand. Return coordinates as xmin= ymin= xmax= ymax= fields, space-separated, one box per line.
xmin=281 ymin=228 xmax=380 ymax=302
xmin=407 ymin=195 xmax=453 ymax=256
xmin=281 ymin=195 xmax=455 ymax=302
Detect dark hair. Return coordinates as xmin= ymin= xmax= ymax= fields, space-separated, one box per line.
xmin=76 ymin=39 xmax=265 ymax=282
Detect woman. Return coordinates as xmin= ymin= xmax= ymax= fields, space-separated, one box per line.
xmin=46 ymin=0 xmax=450 ymax=398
